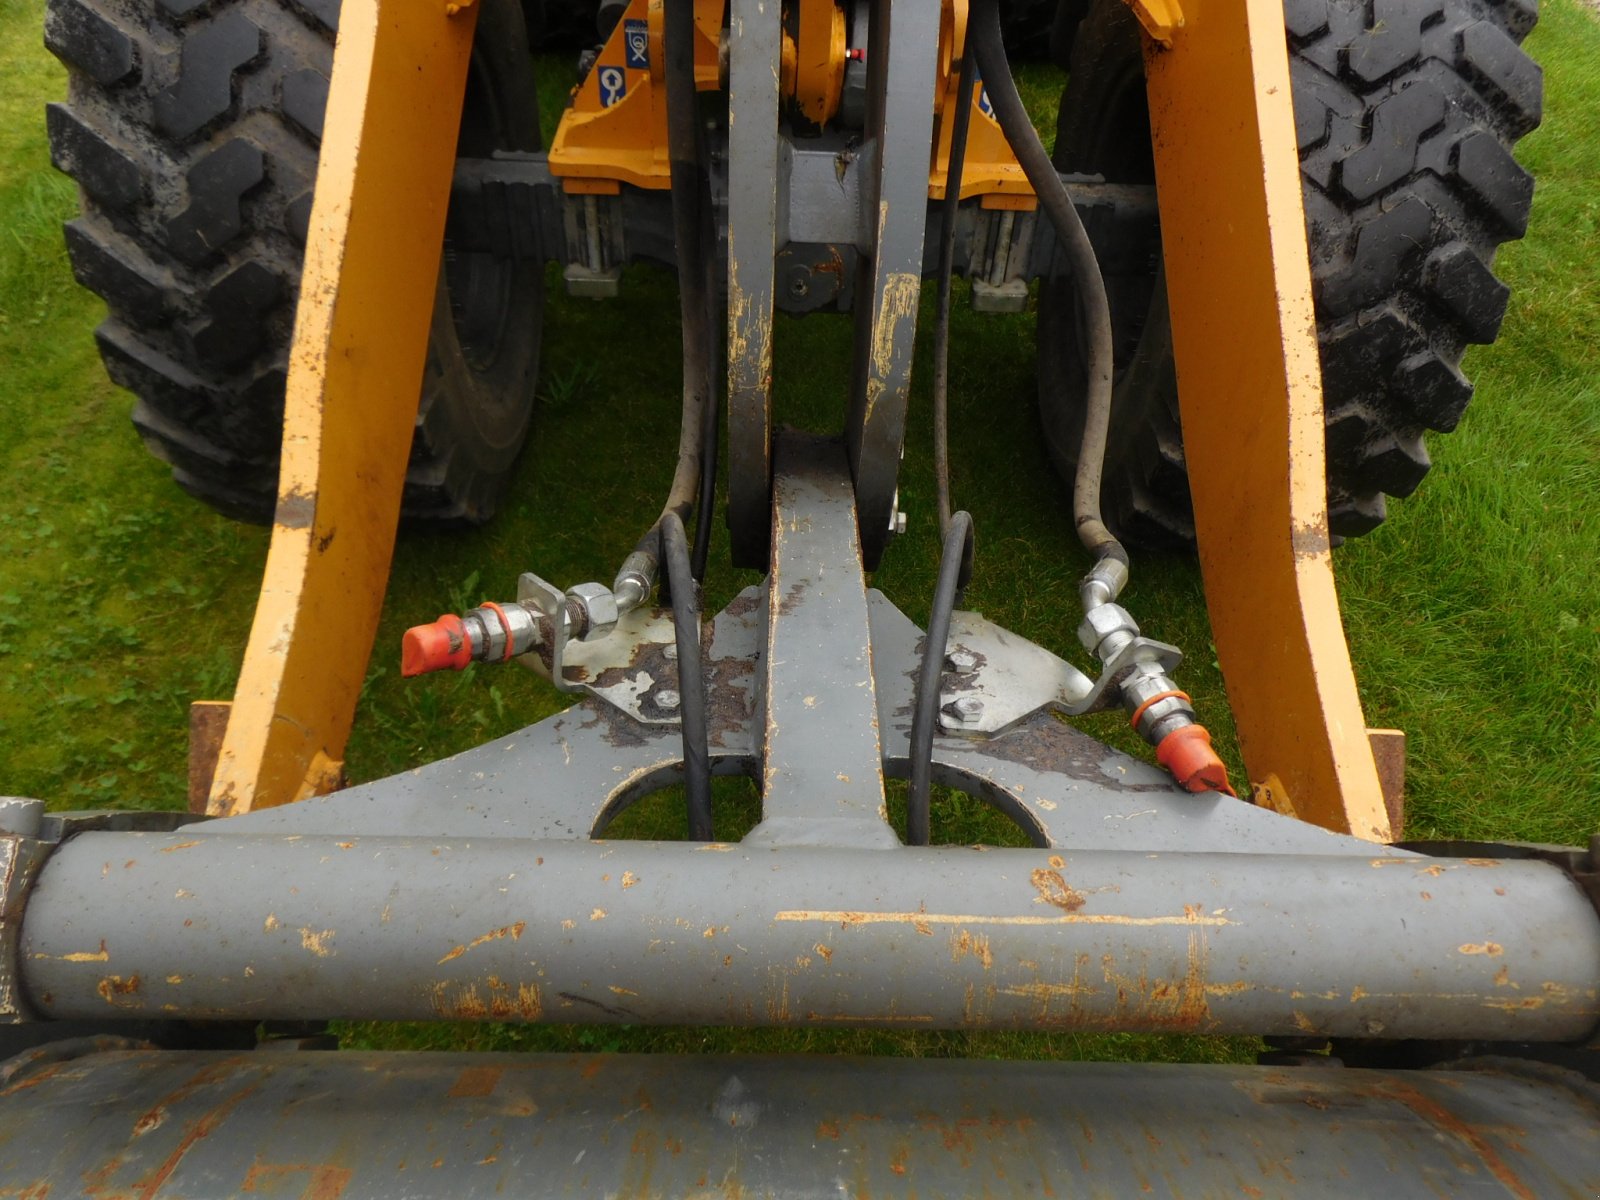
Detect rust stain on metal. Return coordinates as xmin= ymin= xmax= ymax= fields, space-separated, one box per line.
xmin=299 ymin=928 xmax=336 ymax=957
xmin=97 ymin=1080 xmax=260 ymax=1198
xmin=1372 ymin=1080 xmax=1537 ymax=1200
xmin=1481 ymin=996 xmax=1546 ymax=1012
xmin=1031 ymin=868 xmax=1086 ymax=912
xmin=60 ymin=940 xmax=110 ymax=963
xmin=775 ymin=909 xmax=1230 ymax=928
xmin=621 ymin=871 xmax=640 ymax=889
xmin=447 ymin=1066 xmax=503 ymax=1098
xmin=437 ymin=921 xmax=526 ymax=964
xmin=158 ymin=841 xmax=203 ymax=854
xmin=888 ymin=1144 xmax=909 ymax=1176
xmin=429 ymin=979 xmax=544 ymax=1021
xmin=95 ymin=975 xmax=141 ymax=1006
xmin=263 ymin=914 xmax=281 ymax=932
xmin=815 ymin=943 xmax=833 ymax=961
xmin=1458 ymin=942 xmax=1504 ymax=957
xmin=950 ymin=930 xmax=994 ymax=969
xmin=241 ymin=1164 xmax=352 ymax=1200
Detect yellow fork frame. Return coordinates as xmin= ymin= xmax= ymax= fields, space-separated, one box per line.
xmin=1139 ymin=0 xmax=1390 ymax=840
xmin=205 ymin=0 xmax=479 ymax=815
xmin=207 ymin=0 xmax=1391 ymax=841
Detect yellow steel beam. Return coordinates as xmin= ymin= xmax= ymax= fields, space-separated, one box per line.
xmin=207 ymin=0 xmax=479 ymax=815
xmin=1140 ymin=0 xmax=1391 ymax=839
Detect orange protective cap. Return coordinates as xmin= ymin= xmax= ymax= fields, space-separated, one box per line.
xmin=1155 ymin=724 xmax=1237 ymax=797
xmin=401 ymin=614 xmax=473 ymax=677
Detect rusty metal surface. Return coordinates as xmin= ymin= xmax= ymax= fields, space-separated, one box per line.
xmin=186 ymin=702 xmax=231 ymax=816
xmin=1 ymin=1047 xmax=1597 ymax=1197
xmin=753 ymin=436 xmax=895 ymax=848
xmin=1370 ymin=727 xmax=1408 ymax=837
xmin=845 ymin=0 xmax=940 ymax=567
xmin=723 ymin=0 xmax=780 ymax=568
xmin=18 ymin=832 xmax=1600 ymax=1040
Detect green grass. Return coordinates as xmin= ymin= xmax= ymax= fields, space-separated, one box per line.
xmin=2 ymin=0 xmax=1598 ymax=1067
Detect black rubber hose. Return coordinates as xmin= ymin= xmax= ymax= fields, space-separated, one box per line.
xmin=907 ymin=510 xmax=974 ymax=847
xmin=662 ymin=512 xmax=713 ymax=840
xmin=633 ymin=0 xmax=715 ymax=596
xmin=968 ymin=0 xmax=1126 ymax=569
xmin=933 ymin=51 xmax=978 ymax=540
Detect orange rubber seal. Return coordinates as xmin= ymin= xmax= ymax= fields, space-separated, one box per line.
xmin=1128 ymin=689 xmax=1191 ymax=730
xmin=479 ymin=601 xmax=517 ymax=662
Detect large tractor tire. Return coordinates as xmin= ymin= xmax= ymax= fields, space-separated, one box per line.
xmin=45 ymin=0 xmax=543 ymax=523
xmin=1038 ymin=0 xmax=1541 ymax=546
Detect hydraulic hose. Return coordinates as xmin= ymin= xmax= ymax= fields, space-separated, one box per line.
xmin=933 ymin=49 xmax=978 ymax=539
xmin=662 ymin=512 xmax=713 ymax=840
xmin=967 ymin=0 xmax=1126 ymax=571
xmin=616 ymin=0 xmax=715 ymax=609
xmin=907 ymin=510 xmax=974 ymax=846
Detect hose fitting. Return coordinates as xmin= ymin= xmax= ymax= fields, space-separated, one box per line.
xmin=1156 ymin=724 xmax=1236 ymax=796
xmin=401 ymin=601 xmax=544 ymax=676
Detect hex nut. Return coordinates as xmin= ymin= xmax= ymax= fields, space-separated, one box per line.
xmin=568 ymin=582 xmax=619 ymax=642
xmin=1077 ymin=603 xmax=1137 ymax=655
xmin=656 ymin=689 xmax=681 ymax=711
xmin=946 ymin=649 xmax=978 ymax=673
xmin=950 ymin=696 xmax=984 ymax=721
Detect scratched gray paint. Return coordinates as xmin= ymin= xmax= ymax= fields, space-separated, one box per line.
xmin=1 ymin=1049 xmax=1597 ymax=1198
xmin=724 ymin=0 xmax=781 ymax=566
xmin=18 ymin=831 xmax=1600 ymax=1040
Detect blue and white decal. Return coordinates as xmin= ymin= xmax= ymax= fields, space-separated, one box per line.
xmin=624 ymin=18 xmax=649 ymax=69
xmin=598 ymin=65 xmax=627 ymax=107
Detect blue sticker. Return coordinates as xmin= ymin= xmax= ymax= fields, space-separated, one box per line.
xmin=976 ymin=86 xmax=995 ymax=118
xmin=598 ymin=65 xmax=627 ymax=107
xmin=624 ymin=18 xmax=649 ymax=69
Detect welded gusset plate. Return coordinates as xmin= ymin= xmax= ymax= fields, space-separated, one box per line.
xmin=211 ymin=589 xmax=765 ymax=841
xmin=1 ymin=1049 xmax=1597 ymax=1197
xmin=213 ymin=582 xmax=1392 ymax=855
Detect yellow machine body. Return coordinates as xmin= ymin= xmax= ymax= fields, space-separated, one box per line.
xmin=207 ymin=0 xmax=1392 ymax=843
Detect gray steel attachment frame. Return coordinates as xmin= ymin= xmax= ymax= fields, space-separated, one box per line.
xmin=6 ymin=436 xmax=1600 ymax=1045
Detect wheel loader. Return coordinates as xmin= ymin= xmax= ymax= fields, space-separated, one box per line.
xmin=4 ymin=0 xmax=1598 ymax=1190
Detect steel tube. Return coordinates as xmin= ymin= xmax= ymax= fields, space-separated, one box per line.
xmin=3 ymin=1049 xmax=1598 ymax=1197
xmin=20 ymin=834 xmax=1600 ymax=1040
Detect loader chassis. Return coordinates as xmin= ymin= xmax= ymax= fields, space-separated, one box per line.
xmin=5 ymin=0 xmax=1598 ymax=1192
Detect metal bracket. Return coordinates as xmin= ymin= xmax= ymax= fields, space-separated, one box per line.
xmin=938 ymin=611 xmax=1181 ymax=734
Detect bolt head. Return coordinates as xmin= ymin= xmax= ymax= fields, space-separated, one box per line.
xmin=662 ymin=642 xmax=678 ymax=660
xmin=656 ymin=689 xmax=681 ymax=711
xmin=946 ymin=649 xmax=977 ymax=673
xmin=1078 ymin=602 xmax=1136 ymax=655
xmin=568 ymin=581 xmax=619 ymax=642
xmin=951 ymin=695 xmax=984 ymax=720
